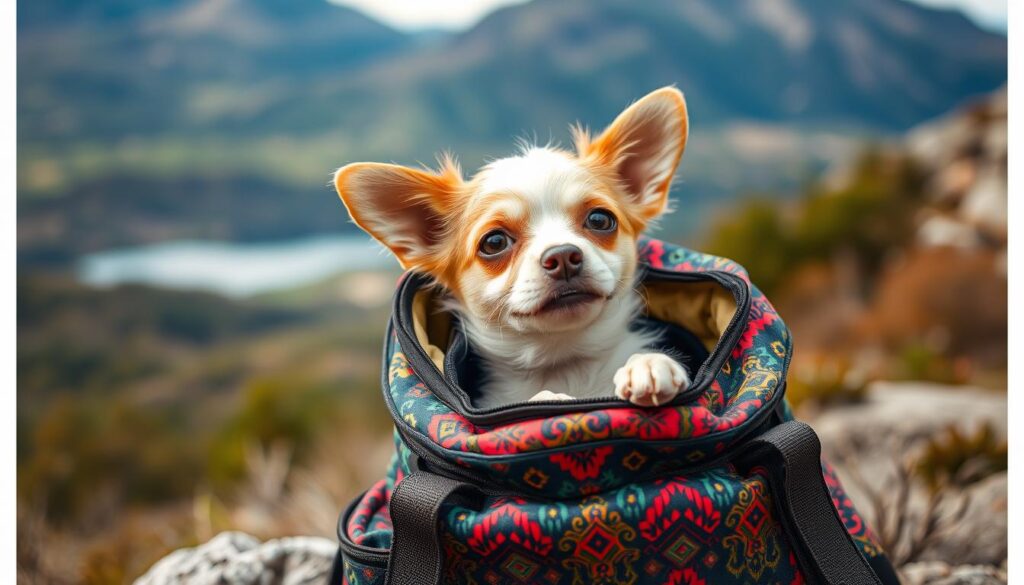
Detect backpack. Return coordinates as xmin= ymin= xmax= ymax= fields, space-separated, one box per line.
xmin=330 ymin=238 xmax=900 ymax=585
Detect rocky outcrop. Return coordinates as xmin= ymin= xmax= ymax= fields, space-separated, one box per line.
xmin=922 ymin=472 xmax=1007 ymax=566
xmin=812 ymin=381 xmax=1006 ymax=453
xmin=901 ymin=562 xmax=1007 ymax=585
xmin=134 ymin=532 xmax=336 ymax=585
xmin=811 ymin=381 xmax=1006 ymax=569
xmin=908 ymin=88 xmax=1007 ymax=252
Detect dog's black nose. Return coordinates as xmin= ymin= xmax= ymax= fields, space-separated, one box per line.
xmin=541 ymin=245 xmax=583 ymax=280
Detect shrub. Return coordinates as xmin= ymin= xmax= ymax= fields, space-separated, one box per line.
xmin=869 ymin=247 xmax=1006 ymax=375
xmin=785 ymin=354 xmax=869 ymax=411
xmin=703 ymin=150 xmax=926 ymax=298
xmin=915 ymin=422 xmax=1007 ymax=491
xmin=207 ymin=376 xmax=341 ymax=488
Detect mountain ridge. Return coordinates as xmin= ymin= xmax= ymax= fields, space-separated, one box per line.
xmin=18 ymin=0 xmax=1006 ymax=148
xmin=16 ymin=0 xmax=1007 ymax=264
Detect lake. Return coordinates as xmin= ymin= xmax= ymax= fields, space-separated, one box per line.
xmin=77 ymin=235 xmax=396 ymax=297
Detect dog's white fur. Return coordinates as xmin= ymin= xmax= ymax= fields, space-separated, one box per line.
xmin=335 ymin=87 xmax=691 ymax=409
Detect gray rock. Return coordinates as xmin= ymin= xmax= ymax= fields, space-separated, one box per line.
xmin=919 ymin=472 xmax=1007 ymax=566
xmin=960 ymin=167 xmax=1007 ymax=235
xmin=901 ymin=562 xmax=1006 ymax=585
xmin=809 ymin=382 xmax=1006 ymax=568
xmin=812 ymin=381 xmax=1006 ymax=458
xmin=134 ymin=531 xmax=337 ymax=585
xmin=917 ymin=214 xmax=983 ymax=249
xmin=906 ymin=88 xmax=1007 ymax=250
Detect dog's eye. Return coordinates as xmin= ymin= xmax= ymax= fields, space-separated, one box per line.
xmin=584 ymin=209 xmax=617 ymax=232
xmin=478 ymin=230 xmax=512 ymax=256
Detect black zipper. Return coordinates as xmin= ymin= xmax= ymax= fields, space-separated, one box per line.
xmin=391 ymin=264 xmax=752 ymax=426
xmin=380 ymin=295 xmax=794 ymax=493
xmin=392 ymin=376 xmax=790 ymax=495
xmin=336 ymin=488 xmax=391 ymax=568
xmin=342 ymin=382 xmax=791 ymax=567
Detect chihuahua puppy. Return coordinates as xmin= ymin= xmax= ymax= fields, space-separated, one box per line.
xmin=335 ymin=87 xmax=690 ymax=409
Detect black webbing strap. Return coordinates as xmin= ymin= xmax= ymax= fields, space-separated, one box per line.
xmin=742 ymin=421 xmax=883 ymax=585
xmin=384 ymin=471 xmax=481 ymax=585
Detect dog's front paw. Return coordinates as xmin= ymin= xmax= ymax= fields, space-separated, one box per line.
xmin=529 ymin=390 xmax=575 ymax=402
xmin=613 ymin=353 xmax=690 ymax=407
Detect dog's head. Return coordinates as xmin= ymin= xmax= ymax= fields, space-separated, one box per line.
xmin=335 ymin=87 xmax=688 ymax=336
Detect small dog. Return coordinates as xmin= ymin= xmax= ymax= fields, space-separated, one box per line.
xmin=335 ymin=87 xmax=690 ymax=409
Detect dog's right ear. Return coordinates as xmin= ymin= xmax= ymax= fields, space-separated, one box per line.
xmin=577 ymin=87 xmax=688 ymax=224
xmin=334 ymin=160 xmax=463 ymax=270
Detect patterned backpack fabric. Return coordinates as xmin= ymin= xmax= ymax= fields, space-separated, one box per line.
xmin=330 ymin=238 xmax=899 ymax=585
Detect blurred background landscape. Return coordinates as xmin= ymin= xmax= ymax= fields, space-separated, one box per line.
xmin=17 ymin=0 xmax=1007 ymax=583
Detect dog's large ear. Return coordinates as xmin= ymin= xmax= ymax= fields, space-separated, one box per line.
xmin=578 ymin=87 xmax=688 ymax=221
xmin=334 ymin=160 xmax=462 ymax=270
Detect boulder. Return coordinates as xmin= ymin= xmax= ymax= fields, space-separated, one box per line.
xmin=134 ymin=531 xmax=336 ymax=585
xmin=901 ymin=562 xmax=1007 ymax=585
xmin=919 ymin=472 xmax=1007 ymax=566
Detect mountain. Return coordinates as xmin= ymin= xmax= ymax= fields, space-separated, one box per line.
xmin=19 ymin=0 xmax=1005 ymax=145
xmin=408 ymin=0 xmax=1007 ymax=130
xmin=17 ymin=0 xmax=411 ymax=144
xmin=16 ymin=0 xmax=1006 ymax=265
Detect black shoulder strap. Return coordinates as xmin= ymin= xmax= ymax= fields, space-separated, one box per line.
xmin=384 ymin=471 xmax=482 ymax=585
xmin=327 ymin=548 xmax=345 ymax=585
xmin=742 ymin=420 xmax=884 ymax=585
xmin=379 ymin=422 xmax=890 ymax=585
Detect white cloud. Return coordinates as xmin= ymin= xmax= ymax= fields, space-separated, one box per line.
xmin=331 ymin=0 xmax=1006 ymax=31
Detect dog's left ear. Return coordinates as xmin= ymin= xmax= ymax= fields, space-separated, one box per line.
xmin=578 ymin=87 xmax=688 ymax=221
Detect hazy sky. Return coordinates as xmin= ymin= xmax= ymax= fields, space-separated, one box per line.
xmin=912 ymin=0 xmax=1007 ymax=29
xmin=331 ymin=0 xmax=1007 ymax=32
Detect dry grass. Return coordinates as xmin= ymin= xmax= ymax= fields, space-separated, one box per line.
xmin=834 ymin=426 xmax=1005 ymax=569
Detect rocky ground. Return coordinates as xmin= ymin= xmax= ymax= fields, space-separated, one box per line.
xmin=909 ymin=88 xmax=1007 ymax=253
xmin=814 ymin=382 xmax=1007 ymax=582
xmin=136 ymin=382 xmax=1007 ymax=584
xmin=135 ymin=532 xmax=336 ymax=585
